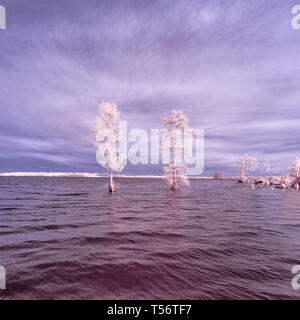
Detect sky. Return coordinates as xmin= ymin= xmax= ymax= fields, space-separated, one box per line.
xmin=0 ymin=0 xmax=299 ymax=176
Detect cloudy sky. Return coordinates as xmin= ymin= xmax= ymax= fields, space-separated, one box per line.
xmin=0 ymin=0 xmax=299 ymax=175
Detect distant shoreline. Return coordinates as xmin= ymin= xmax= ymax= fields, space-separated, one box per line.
xmin=0 ymin=172 xmax=236 ymax=179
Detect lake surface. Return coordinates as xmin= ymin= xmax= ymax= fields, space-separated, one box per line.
xmin=0 ymin=177 xmax=300 ymax=299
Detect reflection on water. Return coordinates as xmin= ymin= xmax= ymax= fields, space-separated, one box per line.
xmin=0 ymin=177 xmax=300 ymax=299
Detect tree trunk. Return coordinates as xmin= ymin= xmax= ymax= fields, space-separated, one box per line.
xmin=171 ymin=164 xmax=179 ymax=190
xmin=171 ymin=137 xmax=178 ymax=190
xmin=171 ymin=168 xmax=176 ymax=190
xmin=108 ymin=170 xmax=114 ymax=192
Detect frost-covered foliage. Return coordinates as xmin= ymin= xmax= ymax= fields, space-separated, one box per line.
xmin=290 ymin=157 xmax=300 ymax=179
xmin=163 ymin=110 xmax=189 ymax=130
xmin=237 ymin=154 xmax=257 ymax=181
xmin=161 ymin=110 xmax=190 ymax=190
xmin=92 ymin=101 xmax=126 ymax=192
xmin=92 ymin=101 xmax=120 ymax=141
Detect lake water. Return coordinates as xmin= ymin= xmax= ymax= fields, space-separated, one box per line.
xmin=0 ymin=177 xmax=300 ymax=299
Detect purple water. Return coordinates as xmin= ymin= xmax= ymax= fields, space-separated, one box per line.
xmin=0 ymin=177 xmax=300 ymax=299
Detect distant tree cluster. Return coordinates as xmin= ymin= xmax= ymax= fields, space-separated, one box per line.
xmin=237 ymin=154 xmax=300 ymax=191
xmin=213 ymin=169 xmax=224 ymax=180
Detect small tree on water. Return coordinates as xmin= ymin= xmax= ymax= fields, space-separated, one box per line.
xmin=237 ymin=154 xmax=257 ymax=182
xmin=92 ymin=101 xmax=126 ymax=192
xmin=160 ymin=110 xmax=190 ymax=190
